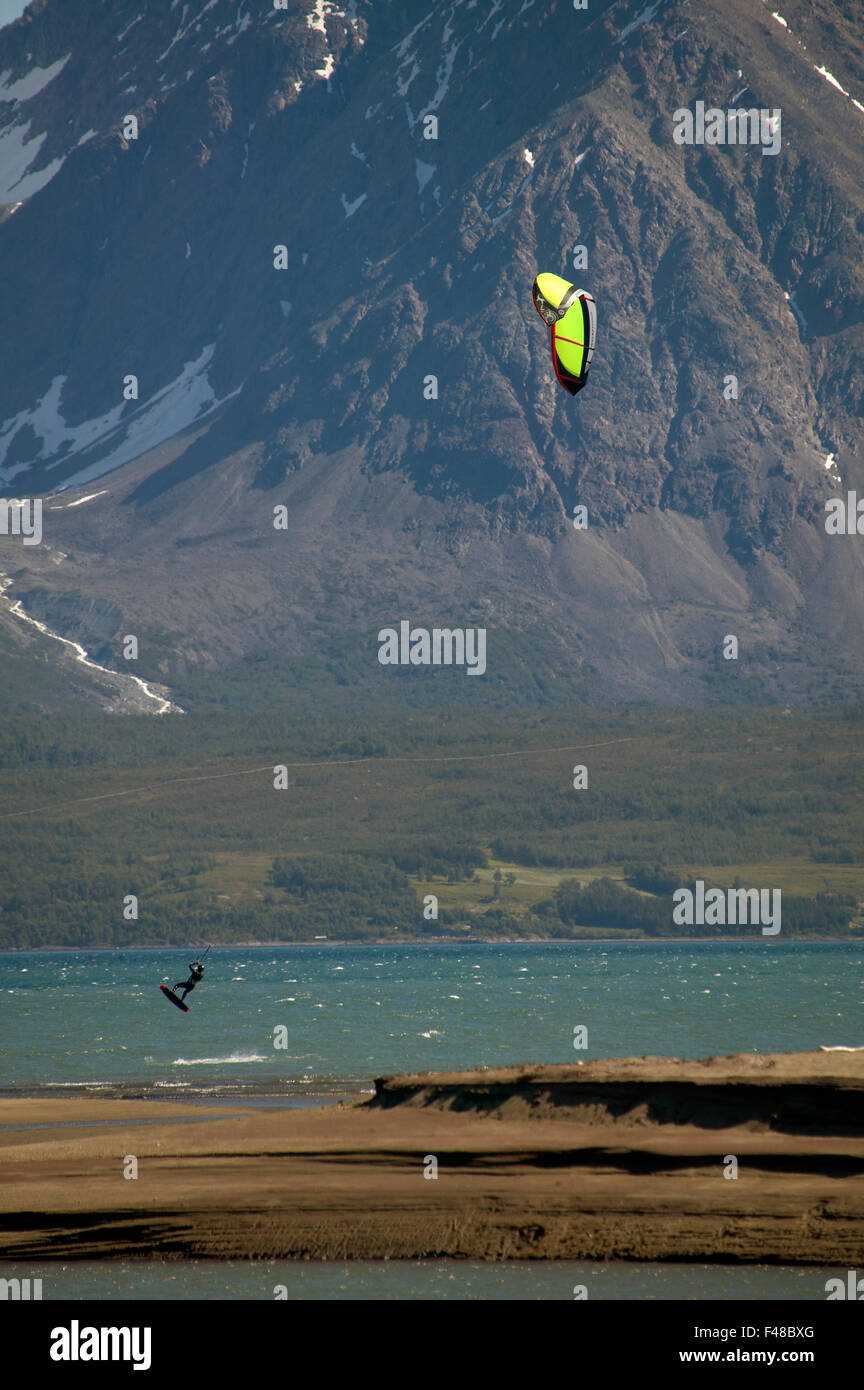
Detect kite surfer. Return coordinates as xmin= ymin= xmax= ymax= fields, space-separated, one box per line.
xmin=174 ymin=956 xmax=205 ymax=1001
xmin=160 ymin=946 xmax=212 ymax=1013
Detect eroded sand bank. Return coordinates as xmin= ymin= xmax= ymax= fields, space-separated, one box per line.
xmin=1 ymin=1052 xmax=863 ymax=1263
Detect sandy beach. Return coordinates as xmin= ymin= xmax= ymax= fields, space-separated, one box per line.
xmin=1 ymin=1051 xmax=863 ymax=1263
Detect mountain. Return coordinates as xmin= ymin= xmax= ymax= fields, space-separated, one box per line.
xmin=0 ymin=0 xmax=862 ymax=712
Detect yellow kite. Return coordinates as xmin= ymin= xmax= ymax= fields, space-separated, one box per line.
xmin=532 ymin=273 xmax=596 ymax=396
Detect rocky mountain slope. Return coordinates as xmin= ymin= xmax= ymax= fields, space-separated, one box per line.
xmin=0 ymin=0 xmax=862 ymax=711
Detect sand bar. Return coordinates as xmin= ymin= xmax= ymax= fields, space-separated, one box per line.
xmin=1 ymin=1052 xmax=863 ymax=1263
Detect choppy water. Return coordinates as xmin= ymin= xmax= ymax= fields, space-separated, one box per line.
xmin=0 ymin=942 xmax=861 ymax=1096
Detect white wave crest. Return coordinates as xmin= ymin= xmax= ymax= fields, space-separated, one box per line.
xmin=171 ymin=1053 xmax=267 ymax=1066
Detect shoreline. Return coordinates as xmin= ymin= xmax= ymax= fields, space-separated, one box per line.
xmin=2 ymin=936 xmax=861 ymax=952
xmin=2 ymin=1051 xmax=862 ymax=1264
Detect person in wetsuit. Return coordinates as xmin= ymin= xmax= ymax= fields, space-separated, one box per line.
xmin=174 ymin=959 xmax=204 ymax=1001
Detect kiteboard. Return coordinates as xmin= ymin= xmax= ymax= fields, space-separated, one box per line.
xmin=160 ymin=984 xmax=190 ymax=1013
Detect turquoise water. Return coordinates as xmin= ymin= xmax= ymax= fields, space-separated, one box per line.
xmin=0 ymin=1260 xmax=841 ymax=1301
xmin=1 ymin=942 xmax=861 ymax=1095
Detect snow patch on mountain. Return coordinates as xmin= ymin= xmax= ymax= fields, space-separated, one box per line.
xmin=617 ymin=1 xmax=663 ymax=45
xmin=305 ymin=0 xmax=357 ymax=76
xmin=406 ymin=37 xmax=461 ymax=131
xmin=813 ymin=64 xmax=863 ymax=116
xmin=476 ymin=0 xmax=503 ymax=32
xmin=0 ymin=347 xmax=242 ymax=492
xmin=340 ymin=191 xmax=367 ymax=218
xmin=415 ymin=157 xmax=435 ymax=194
xmin=63 ymin=490 xmax=108 ymax=508
xmin=0 ymin=121 xmax=64 ymax=201
xmin=0 ymin=55 xmax=70 ymax=103
xmin=396 ymin=58 xmax=420 ymax=97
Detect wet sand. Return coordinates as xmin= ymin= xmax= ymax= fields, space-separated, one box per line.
xmin=1 ymin=1052 xmax=863 ymax=1263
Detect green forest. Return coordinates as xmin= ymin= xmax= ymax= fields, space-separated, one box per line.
xmin=1 ymin=705 xmax=862 ymax=947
